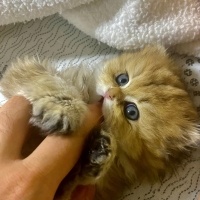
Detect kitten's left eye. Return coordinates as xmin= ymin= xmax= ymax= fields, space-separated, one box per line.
xmin=115 ymin=73 xmax=129 ymax=86
xmin=124 ymin=102 xmax=139 ymax=121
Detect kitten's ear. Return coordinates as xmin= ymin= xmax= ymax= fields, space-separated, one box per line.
xmin=142 ymin=44 xmax=167 ymax=56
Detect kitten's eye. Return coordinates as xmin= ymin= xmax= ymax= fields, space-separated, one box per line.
xmin=124 ymin=102 xmax=139 ymax=121
xmin=115 ymin=73 xmax=129 ymax=86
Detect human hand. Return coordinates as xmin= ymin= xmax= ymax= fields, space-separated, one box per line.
xmin=0 ymin=96 xmax=102 ymax=200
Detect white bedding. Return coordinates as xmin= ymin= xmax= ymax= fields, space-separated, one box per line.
xmin=0 ymin=0 xmax=200 ymax=57
xmin=0 ymin=14 xmax=199 ymax=200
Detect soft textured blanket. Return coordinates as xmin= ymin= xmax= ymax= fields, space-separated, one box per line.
xmin=0 ymin=0 xmax=93 ymax=24
xmin=0 ymin=0 xmax=199 ymax=57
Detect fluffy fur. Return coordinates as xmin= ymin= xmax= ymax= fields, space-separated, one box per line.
xmin=0 ymin=45 xmax=199 ymax=200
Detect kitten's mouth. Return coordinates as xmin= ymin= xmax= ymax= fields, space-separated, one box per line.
xmin=99 ymin=96 xmax=104 ymax=103
xmin=98 ymin=97 xmax=105 ymax=123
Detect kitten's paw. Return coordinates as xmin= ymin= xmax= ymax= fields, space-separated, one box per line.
xmin=89 ymin=134 xmax=111 ymax=166
xmin=80 ymin=129 xmax=114 ymax=179
xmin=30 ymin=96 xmax=87 ymax=134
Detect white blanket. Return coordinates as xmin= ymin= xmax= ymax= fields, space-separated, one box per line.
xmin=0 ymin=0 xmax=93 ymax=25
xmin=0 ymin=0 xmax=200 ymax=57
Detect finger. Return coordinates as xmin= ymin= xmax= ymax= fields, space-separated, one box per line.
xmin=24 ymin=103 xmax=102 ymax=188
xmin=79 ymin=102 xmax=103 ymax=136
xmin=0 ymin=96 xmax=31 ymax=159
xmin=71 ymin=185 xmax=96 ymax=200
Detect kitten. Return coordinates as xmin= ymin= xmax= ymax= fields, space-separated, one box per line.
xmin=0 ymin=45 xmax=199 ymax=200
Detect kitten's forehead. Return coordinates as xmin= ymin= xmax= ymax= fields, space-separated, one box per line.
xmin=104 ymin=48 xmax=171 ymax=77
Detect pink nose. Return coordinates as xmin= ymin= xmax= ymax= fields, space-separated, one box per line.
xmin=104 ymin=88 xmax=123 ymax=100
xmin=104 ymin=91 xmax=113 ymax=99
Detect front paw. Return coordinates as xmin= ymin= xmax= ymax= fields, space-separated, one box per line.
xmin=30 ymin=96 xmax=87 ymax=134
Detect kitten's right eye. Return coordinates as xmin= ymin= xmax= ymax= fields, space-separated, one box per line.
xmin=115 ymin=73 xmax=129 ymax=86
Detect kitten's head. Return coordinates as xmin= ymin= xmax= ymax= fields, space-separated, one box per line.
xmin=96 ymin=45 xmax=200 ymax=178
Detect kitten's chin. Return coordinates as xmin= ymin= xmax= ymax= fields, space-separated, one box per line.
xmin=102 ymin=98 xmax=113 ymax=116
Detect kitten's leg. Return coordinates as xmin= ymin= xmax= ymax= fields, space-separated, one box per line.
xmin=0 ymin=58 xmax=87 ymax=134
xmin=79 ymin=128 xmax=116 ymax=184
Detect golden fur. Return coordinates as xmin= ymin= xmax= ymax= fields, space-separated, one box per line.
xmin=0 ymin=45 xmax=199 ymax=200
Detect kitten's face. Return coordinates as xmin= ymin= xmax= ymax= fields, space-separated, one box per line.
xmin=96 ymin=46 xmax=199 ymax=173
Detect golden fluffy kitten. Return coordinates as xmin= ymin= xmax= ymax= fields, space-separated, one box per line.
xmin=0 ymin=45 xmax=199 ymax=200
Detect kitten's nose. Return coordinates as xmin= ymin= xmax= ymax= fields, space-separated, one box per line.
xmin=105 ymin=87 xmax=123 ymax=100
